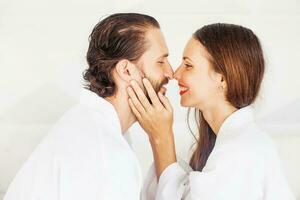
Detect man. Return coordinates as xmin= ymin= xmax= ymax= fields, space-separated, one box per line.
xmin=4 ymin=13 xmax=173 ymax=200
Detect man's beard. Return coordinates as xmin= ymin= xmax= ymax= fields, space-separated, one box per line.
xmin=145 ymin=76 xmax=169 ymax=104
xmin=151 ymin=77 xmax=168 ymax=93
xmin=136 ymin=63 xmax=169 ymax=103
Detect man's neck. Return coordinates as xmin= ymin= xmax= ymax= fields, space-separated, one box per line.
xmin=105 ymin=91 xmax=136 ymax=134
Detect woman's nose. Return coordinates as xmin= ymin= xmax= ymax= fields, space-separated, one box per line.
xmin=173 ymin=66 xmax=182 ymax=81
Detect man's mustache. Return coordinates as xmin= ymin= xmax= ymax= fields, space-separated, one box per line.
xmin=145 ymin=77 xmax=169 ymax=104
xmin=157 ymin=77 xmax=169 ymax=91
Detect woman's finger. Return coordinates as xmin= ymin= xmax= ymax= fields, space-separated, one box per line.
xmin=128 ymin=98 xmax=142 ymax=119
xmin=130 ymin=80 xmax=152 ymax=111
xmin=127 ymin=87 xmax=146 ymax=115
xmin=158 ymin=92 xmax=173 ymax=112
xmin=142 ymin=78 xmax=163 ymax=109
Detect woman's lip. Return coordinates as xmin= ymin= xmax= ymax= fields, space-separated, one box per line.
xmin=178 ymin=83 xmax=189 ymax=96
xmin=178 ymin=83 xmax=188 ymax=87
xmin=180 ymin=90 xmax=188 ymax=96
xmin=178 ymin=83 xmax=189 ymax=95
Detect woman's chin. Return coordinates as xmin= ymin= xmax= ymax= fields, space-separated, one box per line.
xmin=180 ymin=98 xmax=191 ymax=107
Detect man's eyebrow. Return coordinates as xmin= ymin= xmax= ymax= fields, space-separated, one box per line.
xmin=157 ymin=53 xmax=169 ymax=59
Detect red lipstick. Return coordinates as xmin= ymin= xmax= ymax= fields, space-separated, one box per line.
xmin=178 ymin=83 xmax=189 ymax=96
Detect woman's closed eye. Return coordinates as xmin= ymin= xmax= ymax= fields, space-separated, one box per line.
xmin=184 ymin=63 xmax=193 ymax=69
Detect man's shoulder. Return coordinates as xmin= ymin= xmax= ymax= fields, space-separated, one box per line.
xmin=52 ymin=103 xmax=109 ymax=130
xmin=47 ymin=102 xmax=122 ymax=142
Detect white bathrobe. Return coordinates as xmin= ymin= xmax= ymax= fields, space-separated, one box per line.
xmin=4 ymin=89 xmax=142 ymax=200
xmin=142 ymin=106 xmax=295 ymax=200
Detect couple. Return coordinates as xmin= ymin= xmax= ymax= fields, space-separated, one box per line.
xmin=4 ymin=13 xmax=295 ymax=200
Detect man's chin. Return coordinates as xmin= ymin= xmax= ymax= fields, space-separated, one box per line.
xmin=159 ymin=86 xmax=167 ymax=95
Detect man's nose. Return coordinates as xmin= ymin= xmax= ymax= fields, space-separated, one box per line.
xmin=164 ymin=63 xmax=174 ymax=80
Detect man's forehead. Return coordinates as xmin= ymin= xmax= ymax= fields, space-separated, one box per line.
xmin=145 ymin=28 xmax=169 ymax=56
xmin=157 ymin=53 xmax=169 ymax=59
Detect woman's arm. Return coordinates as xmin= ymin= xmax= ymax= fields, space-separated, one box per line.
xmin=149 ymin=131 xmax=176 ymax=179
xmin=127 ymin=78 xmax=176 ymax=178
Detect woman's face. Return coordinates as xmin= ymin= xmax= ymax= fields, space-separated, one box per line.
xmin=174 ymin=37 xmax=225 ymax=110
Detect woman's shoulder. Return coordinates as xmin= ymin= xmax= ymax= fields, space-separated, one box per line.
xmin=212 ymin=122 xmax=280 ymax=166
xmin=241 ymin=123 xmax=277 ymax=153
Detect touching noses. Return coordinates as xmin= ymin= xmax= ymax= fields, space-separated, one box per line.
xmin=164 ymin=62 xmax=174 ymax=80
xmin=173 ymin=65 xmax=183 ymax=81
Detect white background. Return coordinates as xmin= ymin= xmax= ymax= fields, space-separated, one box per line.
xmin=1 ymin=0 xmax=300 ymax=198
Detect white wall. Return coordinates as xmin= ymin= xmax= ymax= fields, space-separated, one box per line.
xmin=1 ymin=0 xmax=300 ymax=198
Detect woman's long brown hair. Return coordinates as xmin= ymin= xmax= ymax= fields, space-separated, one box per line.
xmin=189 ymin=23 xmax=265 ymax=171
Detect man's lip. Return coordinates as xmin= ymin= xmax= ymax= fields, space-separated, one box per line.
xmin=159 ymin=86 xmax=167 ymax=95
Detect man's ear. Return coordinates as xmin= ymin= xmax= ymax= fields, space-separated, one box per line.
xmin=115 ymin=59 xmax=141 ymax=83
xmin=115 ymin=59 xmax=132 ymax=82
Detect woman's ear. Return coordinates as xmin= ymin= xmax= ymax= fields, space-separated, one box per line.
xmin=218 ymin=74 xmax=227 ymax=93
xmin=212 ymin=71 xmax=226 ymax=93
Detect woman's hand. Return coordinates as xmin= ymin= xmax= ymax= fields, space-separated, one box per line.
xmin=127 ymin=78 xmax=176 ymax=178
xmin=127 ymin=78 xmax=173 ymax=142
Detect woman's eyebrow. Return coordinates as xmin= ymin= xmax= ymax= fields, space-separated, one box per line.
xmin=183 ymin=56 xmax=194 ymax=63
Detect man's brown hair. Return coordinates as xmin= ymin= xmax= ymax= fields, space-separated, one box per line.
xmin=83 ymin=13 xmax=160 ymax=98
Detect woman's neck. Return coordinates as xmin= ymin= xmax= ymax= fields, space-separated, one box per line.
xmin=201 ymin=102 xmax=237 ymax=135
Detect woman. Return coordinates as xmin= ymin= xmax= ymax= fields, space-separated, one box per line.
xmin=127 ymin=23 xmax=295 ymax=199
